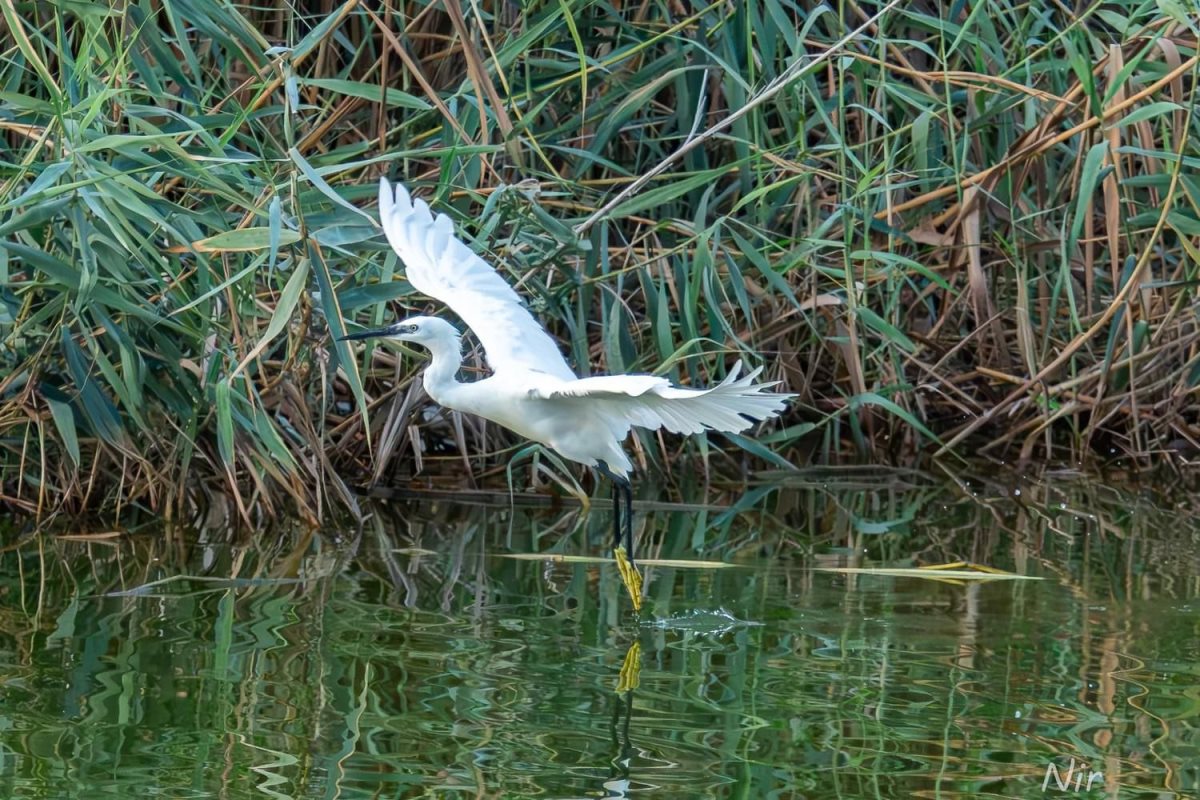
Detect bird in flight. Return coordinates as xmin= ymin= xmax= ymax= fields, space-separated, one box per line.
xmin=342 ymin=179 xmax=793 ymax=609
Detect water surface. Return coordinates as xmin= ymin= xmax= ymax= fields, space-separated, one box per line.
xmin=0 ymin=469 xmax=1196 ymax=798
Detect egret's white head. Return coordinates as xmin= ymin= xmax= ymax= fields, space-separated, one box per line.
xmin=340 ymin=316 xmax=461 ymax=349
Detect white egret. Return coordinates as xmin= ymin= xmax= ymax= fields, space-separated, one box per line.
xmin=342 ymin=179 xmax=793 ymax=608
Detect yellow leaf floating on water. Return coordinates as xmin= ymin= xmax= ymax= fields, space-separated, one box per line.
xmin=501 ymin=553 xmax=610 ymax=564
xmin=817 ymin=563 xmax=1041 ymax=581
xmin=498 ymin=553 xmax=734 ymax=569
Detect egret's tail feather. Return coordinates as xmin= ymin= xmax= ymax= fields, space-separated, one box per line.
xmin=649 ymin=360 xmax=793 ymax=435
xmin=546 ymin=360 xmax=794 ymax=438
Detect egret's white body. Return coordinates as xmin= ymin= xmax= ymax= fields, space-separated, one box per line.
xmin=343 ymin=179 xmax=793 ymax=592
xmin=374 ymin=313 xmax=785 ymax=477
xmin=348 ymin=180 xmax=791 ymax=477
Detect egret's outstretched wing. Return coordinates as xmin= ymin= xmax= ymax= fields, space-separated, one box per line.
xmin=538 ymin=361 xmax=793 ymax=439
xmin=378 ymin=179 xmax=576 ymax=381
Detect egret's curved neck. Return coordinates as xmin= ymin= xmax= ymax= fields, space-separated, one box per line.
xmin=420 ymin=331 xmax=465 ymax=406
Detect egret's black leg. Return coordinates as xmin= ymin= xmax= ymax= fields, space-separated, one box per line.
xmin=617 ymin=476 xmax=634 ymax=565
xmin=597 ymin=461 xmax=643 ymax=611
xmin=596 ymin=460 xmax=621 ymax=548
xmin=609 ymin=479 xmax=621 ymax=551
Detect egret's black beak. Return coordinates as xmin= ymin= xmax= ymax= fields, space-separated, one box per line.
xmin=339 ymin=322 xmax=417 ymax=342
xmin=339 ymin=327 xmax=391 ymax=342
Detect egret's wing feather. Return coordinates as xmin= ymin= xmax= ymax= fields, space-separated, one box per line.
xmin=378 ymin=179 xmax=576 ymax=380
xmin=539 ymin=361 xmax=793 ymax=439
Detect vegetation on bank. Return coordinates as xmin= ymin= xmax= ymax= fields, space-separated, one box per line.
xmin=1 ymin=0 xmax=1198 ymax=520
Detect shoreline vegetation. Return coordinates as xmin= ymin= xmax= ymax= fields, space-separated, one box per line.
xmin=2 ymin=1 xmax=1199 ymax=521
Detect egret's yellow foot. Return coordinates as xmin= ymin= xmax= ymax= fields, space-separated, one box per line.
xmin=613 ymin=545 xmax=643 ymax=612
xmin=616 ymin=640 xmax=642 ymax=694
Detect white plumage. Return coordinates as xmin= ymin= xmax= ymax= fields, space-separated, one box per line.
xmin=377 ymin=180 xmax=577 ymax=382
xmin=343 ymin=178 xmax=793 ymax=598
xmin=357 ymin=178 xmax=792 ymax=478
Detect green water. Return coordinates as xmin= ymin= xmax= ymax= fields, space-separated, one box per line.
xmin=1 ymin=470 xmax=1197 ymax=798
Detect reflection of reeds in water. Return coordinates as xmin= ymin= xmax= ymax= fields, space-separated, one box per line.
xmin=1 ymin=470 xmax=1197 ymax=796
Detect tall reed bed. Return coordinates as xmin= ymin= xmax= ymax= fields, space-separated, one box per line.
xmin=0 ymin=1 xmax=1197 ymax=520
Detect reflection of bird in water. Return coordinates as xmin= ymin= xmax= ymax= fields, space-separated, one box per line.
xmin=343 ymin=180 xmax=793 ymax=607
xmin=604 ymin=641 xmax=639 ymax=798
